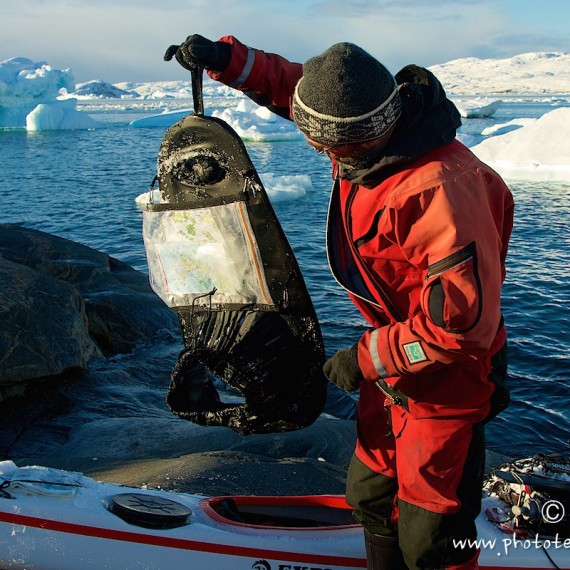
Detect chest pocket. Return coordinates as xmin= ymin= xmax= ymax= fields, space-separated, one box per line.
xmin=422 ymin=242 xmax=482 ymax=333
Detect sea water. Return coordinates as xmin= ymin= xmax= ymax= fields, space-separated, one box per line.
xmin=1 ymin=98 xmax=569 ymax=459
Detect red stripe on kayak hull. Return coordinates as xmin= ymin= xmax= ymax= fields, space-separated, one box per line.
xmin=0 ymin=511 xmax=367 ymax=567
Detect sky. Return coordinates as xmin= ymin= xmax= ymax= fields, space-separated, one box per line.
xmin=0 ymin=0 xmax=568 ymax=84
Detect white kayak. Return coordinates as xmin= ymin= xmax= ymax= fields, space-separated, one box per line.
xmin=0 ymin=460 xmax=568 ymax=569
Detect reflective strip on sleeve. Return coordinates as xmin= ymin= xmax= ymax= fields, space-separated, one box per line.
xmin=369 ymin=328 xmax=388 ymax=378
xmin=228 ymin=48 xmax=256 ymax=88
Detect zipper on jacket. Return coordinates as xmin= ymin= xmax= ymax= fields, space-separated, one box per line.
xmin=344 ymin=184 xmax=404 ymax=322
xmin=326 ymin=179 xmax=381 ymax=308
xmin=425 ymin=242 xmax=476 ymax=281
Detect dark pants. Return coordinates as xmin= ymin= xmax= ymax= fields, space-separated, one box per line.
xmin=346 ymin=420 xmax=485 ymax=570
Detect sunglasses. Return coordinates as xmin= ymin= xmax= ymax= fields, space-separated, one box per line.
xmin=309 ymin=140 xmax=376 ymax=159
xmin=309 ymin=141 xmax=354 ymax=157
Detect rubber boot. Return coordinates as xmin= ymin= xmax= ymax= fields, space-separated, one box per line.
xmin=364 ymin=530 xmax=408 ymax=570
xmin=444 ymin=549 xmax=480 ymax=570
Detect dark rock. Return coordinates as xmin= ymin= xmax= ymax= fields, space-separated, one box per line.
xmin=0 ymin=224 xmax=179 ymax=397
xmin=0 ymin=256 xmax=98 ymax=389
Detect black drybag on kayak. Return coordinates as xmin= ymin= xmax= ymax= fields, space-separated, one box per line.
xmin=142 ymin=70 xmax=327 ymax=435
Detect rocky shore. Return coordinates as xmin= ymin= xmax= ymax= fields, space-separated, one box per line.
xmin=0 ymin=224 xmax=359 ymax=495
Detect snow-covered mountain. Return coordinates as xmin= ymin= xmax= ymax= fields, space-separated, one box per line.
xmin=74 ymin=80 xmax=137 ymax=99
xmin=78 ymin=52 xmax=570 ymax=99
xmin=428 ymin=52 xmax=570 ymax=94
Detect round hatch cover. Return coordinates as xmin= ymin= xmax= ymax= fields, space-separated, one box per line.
xmin=109 ymin=493 xmax=192 ymax=529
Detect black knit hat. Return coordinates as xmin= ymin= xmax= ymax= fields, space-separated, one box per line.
xmin=292 ymin=43 xmax=402 ymax=146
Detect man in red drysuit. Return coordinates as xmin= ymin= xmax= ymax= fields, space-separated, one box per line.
xmin=165 ymin=35 xmax=514 ymax=570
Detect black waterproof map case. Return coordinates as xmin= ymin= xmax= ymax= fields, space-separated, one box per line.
xmin=142 ymin=70 xmax=327 ymax=435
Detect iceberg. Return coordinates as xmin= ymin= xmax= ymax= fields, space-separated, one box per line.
xmin=471 ymin=107 xmax=570 ymax=182
xmin=26 ymin=98 xmax=100 ymax=131
xmin=212 ymin=99 xmax=303 ymax=141
xmin=0 ymin=57 xmax=101 ymax=130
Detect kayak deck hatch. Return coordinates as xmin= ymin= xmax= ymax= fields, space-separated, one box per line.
xmin=203 ymin=495 xmax=358 ymax=529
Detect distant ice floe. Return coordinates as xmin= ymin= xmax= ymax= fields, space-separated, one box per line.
xmin=130 ymin=98 xmax=303 ymax=142
xmin=258 ymin=173 xmax=310 ymax=201
xmin=114 ymin=80 xmax=241 ymax=101
xmin=129 ymin=108 xmax=193 ymax=128
xmin=452 ymin=97 xmax=502 ymax=118
xmin=135 ymin=173 xmax=311 ymax=207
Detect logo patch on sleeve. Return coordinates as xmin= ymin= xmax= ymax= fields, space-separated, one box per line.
xmin=403 ymin=341 xmax=428 ymax=365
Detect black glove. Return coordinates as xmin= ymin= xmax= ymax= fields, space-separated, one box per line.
xmin=323 ymin=345 xmax=363 ymax=392
xmin=164 ymin=34 xmax=231 ymax=72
